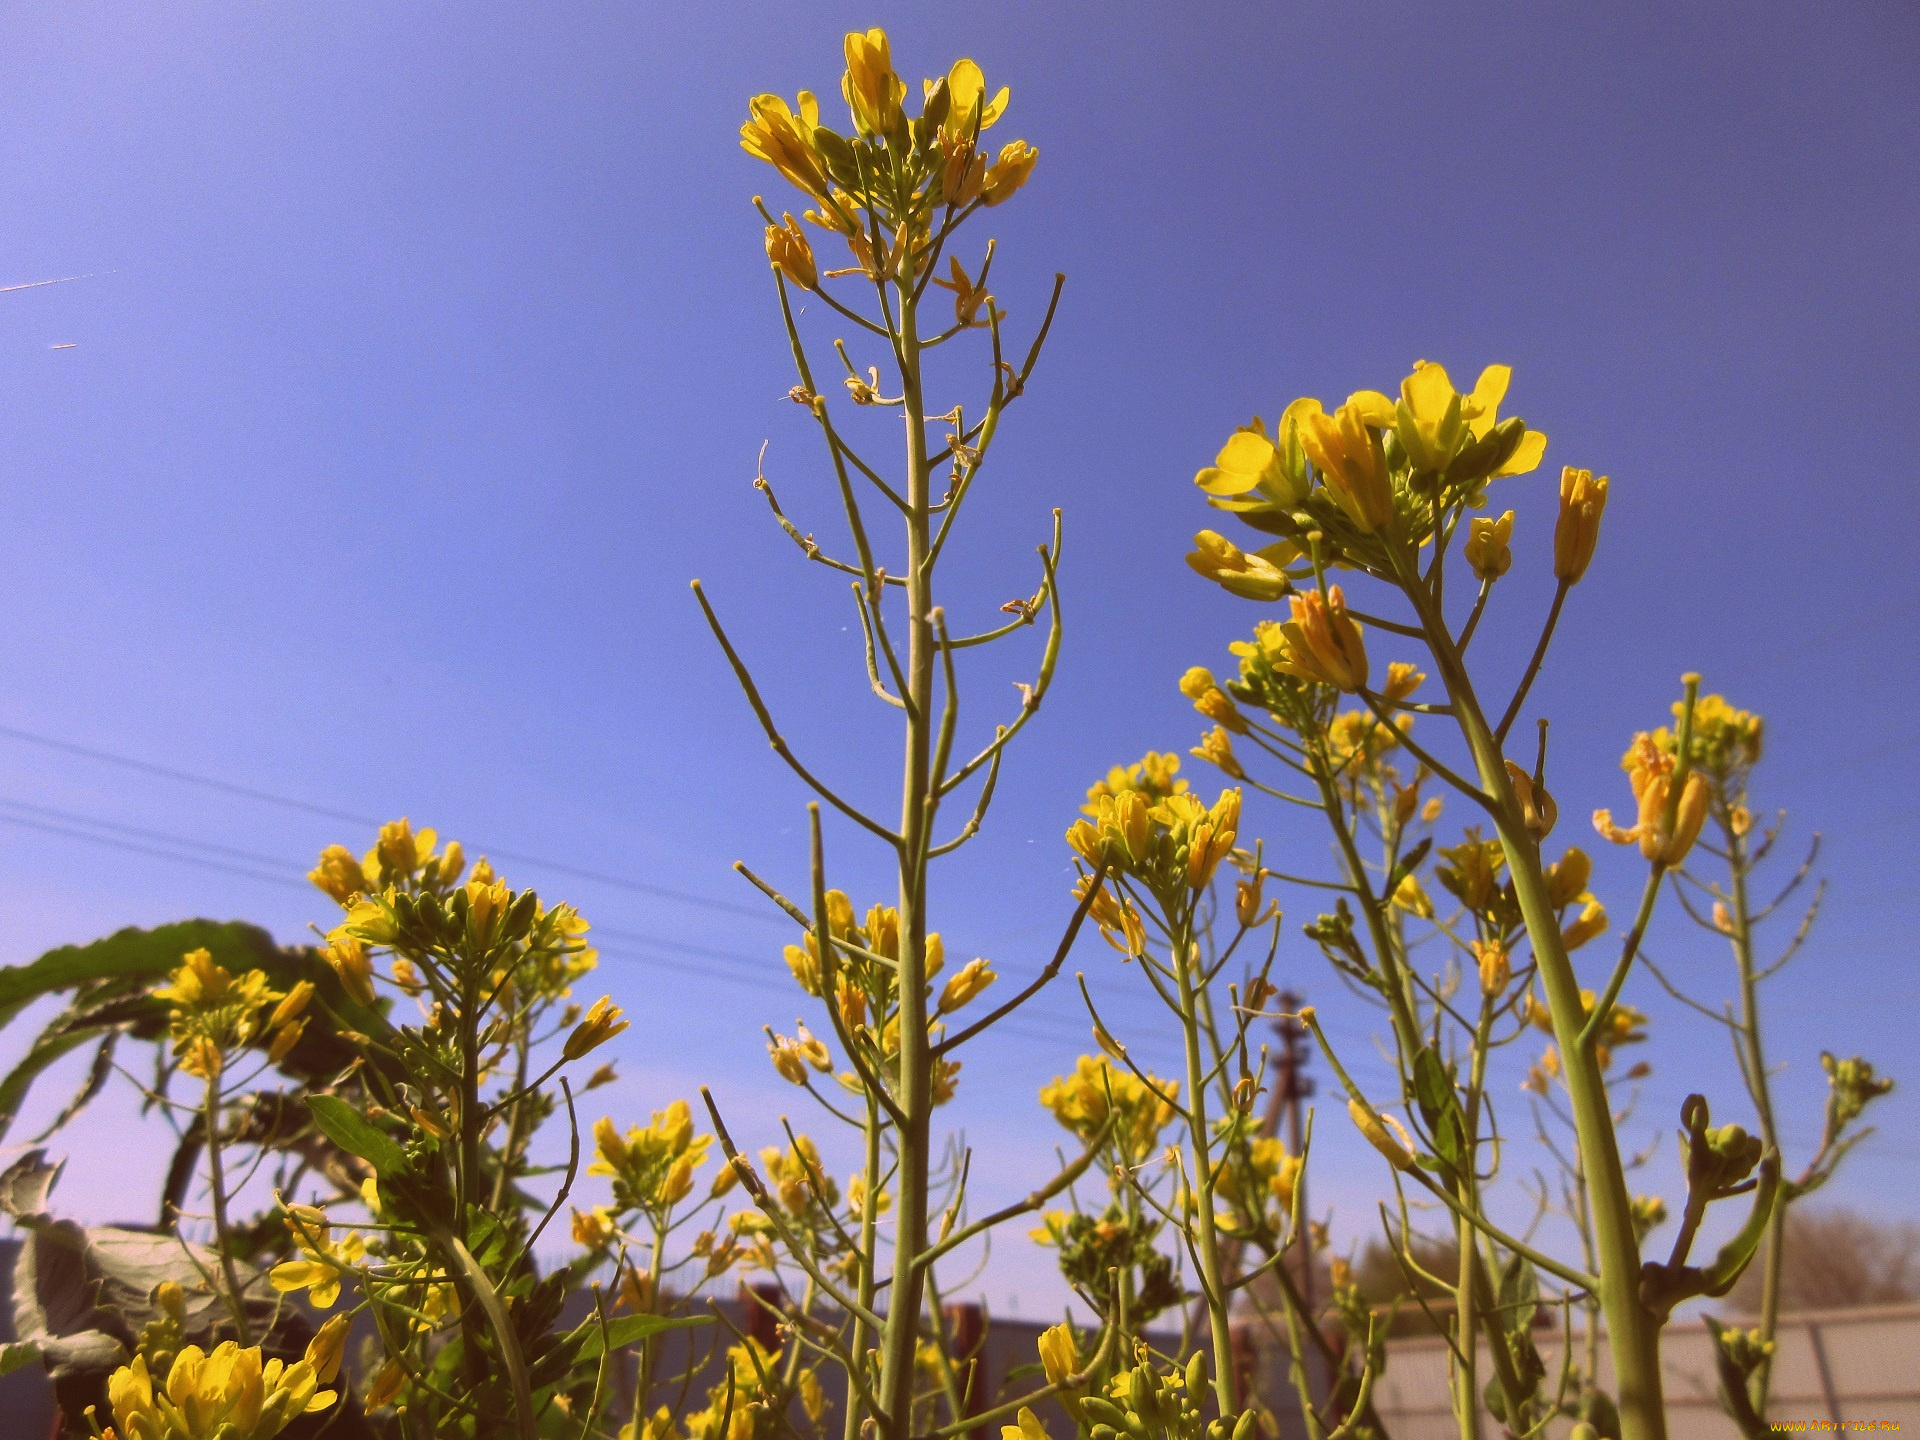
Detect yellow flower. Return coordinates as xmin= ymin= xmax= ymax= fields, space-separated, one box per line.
xmin=589 ymin=1101 xmax=713 ymax=1214
xmin=564 ymin=996 xmax=629 ymax=1061
xmin=1278 ymin=586 xmax=1368 ymax=692
xmin=765 ymin=213 xmax=817 ymax=290
xmin=1037 ymin=1324 xmax=1085 ymax=1420
xmin=1593 ymin=732 xmax=1707 ymax=865
xmin=1504 ymin=760 xmax=1557 ymax=840
xmin=938 ymin=957 xmax=997 ymax=1014
xmin=1545 ymin=846 xmax=1592 ymax=908
xmin=740 ymin=92 xmax=828 ymax=198
xmin=930 ymin=256 xmax=992 ymax=326
xmin=369 ymin=818 xmax=436 ymax=883
xmin=841 ymin=28 xmax=905 ymax=136
xmin=1561 ymin=897 xmax=1608 ymax=951
xmin=363 ymin=1358 xmax=405 ymax=1410
xmin=266 ymin=1018 xmax=306 ymax=1064
xmin=572 ymin=1206 xmax=614 ymax=1249
xmin=307 ymin=845 xmax=367 ymax=904
xmin=1178 ymin=665 xmax=1249 ymax=733
xmin=1185 ymin=529 xmax=1292 ymax=601
xmin=268 ymin=982 xmax=312 ymax=1031
xmin=982 ymin=139 xmax=1038 ymax=204
xmin=1383 ymin=661 xmax=1425 ymax=702
xmin=305 ymin=1314 xmax=351 ymax=1388
xmin=1464 ymin=510 xmax=1514 ymax=581
xmin=1460 ymin=364 xmax=1548 ymax=471
xmin=269 ymin=1216 xmax=365 ymax=1309
xmin=940 ymin=140 xmax=987 ymax=206
xmin=768 ymin=1034 xmax=809 ymax=1084
xmin=1194 ymin=421 xmax=1309 ymax=507
xmin=1185 ymin=789 xmax=1241 ymax=890
xmin=1298 ymin=396 xmax=1395 ymax=532
xmin=1040 ymin=1055 xmax=1178 ymax=1159
xmin=1190 ymin=725 xmax=1245 ymax=780
xmin=321 ymin=937 xmax=377 ymax=1008
xmin=109 ymin=1342 xmax=335 ymax=1440
xmin=1397 ymin=360 xmax=1469 ymax=472
xmin=1392 ymin=873 xmax=1434 ymax=918
xmin=938 ymin=58 xmax=1008 ymax=142
xmin=1074 ymin=874 xmax=1145 ymax=956
xmin=1553 ymin=467 xmax=1609 ymax=582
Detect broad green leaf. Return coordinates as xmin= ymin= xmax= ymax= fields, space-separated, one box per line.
xmin=0 ymin=1024 xmax=111 ymax=1145
xmin=0 ymin=920 xmax=284 ymax=1017
xmin=570 ymin=1311 xmax=710 ymax=1360
xmin=307 ymin=1094 xmax=409 ymax=1176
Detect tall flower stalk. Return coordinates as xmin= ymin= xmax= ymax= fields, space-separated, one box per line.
xmin=1179 ymin=362 xmax=1783 ymax=1440
xmin=718 ymin=31 xmax=1106 ymax=1440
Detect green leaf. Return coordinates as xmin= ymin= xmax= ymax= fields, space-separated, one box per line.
xmin=307 ymin=1094 xmax=409 ymax=1176
xmin=0 ymin=1340 xmax=41 ymax=1377
xmin=0 ymin=920 xmax=285 ymax=1018
xmin=569 ymin=1312 xmax=711 ymax=1361
xmin=1411 ymin=1047 xmax=1453 ymax=1130
xmin=0 ymin=1024 xmax=106 ymax=1144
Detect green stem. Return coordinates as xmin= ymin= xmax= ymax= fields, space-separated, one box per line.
xmin=445 ymin=1229 xmax=536 ymax=1440
xmin=1173 ymin=913 xmax=1240 ymax=1418
xmin=877 ymin=230 xmax=935 ymax=1440
xmin=202 ymin=1067 xmax=253 ymax=1345
xmin=1726 ymin=816 xmax=1784 ymax=1416
xmin=1398 ymin=566 xmax=1669 ymax=1440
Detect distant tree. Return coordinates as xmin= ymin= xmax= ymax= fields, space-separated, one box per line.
xmin=1731 ymin=1207 xmax=1920 ymax=1312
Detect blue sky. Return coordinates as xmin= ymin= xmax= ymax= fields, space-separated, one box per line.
xmin=0 ymin=1 xmax=1914 ymax=1318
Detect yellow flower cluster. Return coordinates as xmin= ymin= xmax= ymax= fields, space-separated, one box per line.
xmin=1655 ymin=691 xmax=1764 ymax=780
xmin=307 ymin=817 xmax=468 ymax=904
xmin=155 ymin=949 xmax=302 ymax=1079
xmin=1082 ymin=751 xmax=1189 ymax=814
xmin=1191 ymin=361 xmax=1552 ymax=577
xmin=1066 ymin=783 xmax=1242 ymax=901
xmin=104 ymin=1328 xmax=341 ymax=1440
xmin=1213 ymin=1134 xmax=1303 ymax=1233
xmin=740 ymin=31 xmax=1037 ymax=299
xmin=1039 ymin=1055 xmax=1179 ymax=1162
xmin=590 ymin=1100 xmax=713 ymax=1217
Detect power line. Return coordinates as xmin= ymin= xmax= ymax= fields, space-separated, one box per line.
xmin=0 ymin=721 xmax=778 ymax=922
xmin=0 ymin=778 xmax=1177 ymax=1066
xmin=0 ymin=811 xmax=306 ymax=891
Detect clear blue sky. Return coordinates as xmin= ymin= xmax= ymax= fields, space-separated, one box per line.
xmin=0 ymin=2 xmax=1914 ymax=1316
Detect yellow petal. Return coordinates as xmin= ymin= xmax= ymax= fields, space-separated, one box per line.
xmin=1345 ymin=390 xmax=1397 ymax=428
xmin=1493 ymin=429 xmax=1548 ymax=477
xmin=1467 ymin=364 xmax=1511 ymax=436
xmin=1401 ymin=361 xmax=1456 ymax=422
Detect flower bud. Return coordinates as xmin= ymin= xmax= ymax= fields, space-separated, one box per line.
xmin=1463 ymin=510 xmax=1515 ymax=581
xmin=1475 ymin=941 xmax=1511 ymax=997
xmin=1300 ymin=398 xmax=1394 ymax=532
xmin=938 ymin=957 xmax=997 ymax=1014
xmin=766 ymin=213 xmax=818 ymax=290
xmin=308 ymin=845 xmax=367 ymax=904
xmin=981 ymin=139 xmax=1038 ymax=204
xmin=306 ymin=1313 xmax=352 ymax=1385
xmin=1553 ymin=467 xmax=1609 ymax=583
xmin=1191 ymin=725 xmax=1245 ymax=780
xmin=564 ymin=997 xmax=629 ymax=1062
xmin=322 ymin=939 xmax=376 ymax=1008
